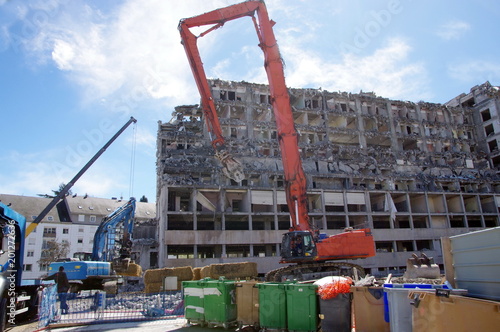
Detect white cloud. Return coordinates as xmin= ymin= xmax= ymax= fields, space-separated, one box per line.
xmin=448 ymin=60 xmax=500 ymax=83
xmin=282 ymin=37 xmax=431 ymax=101
xmin=21 ymin=0 xmax=228 ymax=108
xmin=0 ymin=148 xmax=132 ymax=199
xmin=14 ymin=1 xmax=432 ymax=105
xmin=436 ymin=20 xmax=470 ymax=40
xmin=130 ymin=126 xmax=156 ymax=151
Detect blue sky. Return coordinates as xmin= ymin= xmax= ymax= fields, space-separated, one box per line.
xmin=0 ymin=0 xmax=499 ymax=203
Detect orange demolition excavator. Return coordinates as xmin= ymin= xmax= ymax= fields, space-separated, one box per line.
xmin=179 ymin=0 xmax=375 ymax=281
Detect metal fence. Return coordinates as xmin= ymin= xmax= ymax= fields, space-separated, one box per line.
xmin=38 ymin=285 xmax=184 ymax=329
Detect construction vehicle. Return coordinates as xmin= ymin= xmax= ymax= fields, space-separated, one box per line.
xmin=0 ymin=202 xmax=41 ymax=331
xmin=48 ymin=198 xmax=141 ymax=292
xmin=0 ymin=117 xmax=136 ymax=330
xmin=179 ymin=0 xmax=376 ymax=282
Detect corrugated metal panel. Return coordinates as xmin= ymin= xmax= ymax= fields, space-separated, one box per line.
xmin=324 ymin=193 xmax=343 ymax=206
xmin=346 ymin=193 xmax=365 ymax=205
xmin=451 ymin=227 xmax=500 ymax=301
xmin=251 ymin=191 xmax=273 ymax=205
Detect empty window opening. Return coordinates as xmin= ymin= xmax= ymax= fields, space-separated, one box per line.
xmin=197 ymin=245 xmax=220 ymax=259
xmin=461 ymin=98 xmax=475 ymax=108
xmin=413 ymin=217 xmax=429 ymax=228
xmin=485 ymin=124 xmax=495 ymax=136
xmin=467 ymin=217 xmax=482 ymax=228
xmin=373 ymin=217 xmax=391 ymax=229
xmin=376 ymin=241 xmax=393 ymax=253
xmin=167 ymin=245 xmax=194 ymax=259
xmin=226 ymin=245 xmax=250 ymax=258
xmin=326 ymin=216 xmax=346 ymax=229
xmin=484 ymin=216 xmax=498 ymax=227
xmin=488 ymin=139 xmax=498 ymax=152
xmin=481 ymin=109 xmax=492 ymax=122
xmin=396 ymin=241 xmax=414 ymax=252
xmin=167 ymin=215 xmax=194 ymax=230
xmin=415 ymin=240 xmax=433 ymax=251
xmin=225 ymin=216 xmax=249 ymax=230
xmin=450 ymin=216 xmax=465 ymax=228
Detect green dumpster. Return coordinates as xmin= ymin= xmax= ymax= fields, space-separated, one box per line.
xmin=285 ymin=283 xmax=318 ymax=332
xmin=257 ymin=282 xmax=287 ymax=330
xmin=183 ymin=280 xmax=206 ymax=326
xmin=203 ymin=278 xmax=237 ymax=329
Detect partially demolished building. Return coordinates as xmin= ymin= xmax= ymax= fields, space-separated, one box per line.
xmin=156 ymin=79 xmax=500 ymax=276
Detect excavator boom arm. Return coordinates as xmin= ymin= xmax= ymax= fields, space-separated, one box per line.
xmin=179 ymin=0 xmax=309 ymax=230
xmin=91 ymin=198 xmax=136 ymax=263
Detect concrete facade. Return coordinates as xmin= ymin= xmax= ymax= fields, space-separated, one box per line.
xmin=0 ymin=194 xmax=157 ymax=279
xmin=156 ymin=80 xmax=500 ymax=277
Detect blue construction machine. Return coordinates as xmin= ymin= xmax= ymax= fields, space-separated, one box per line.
xmin=48 ymin=198 xmax=137 ymax=292
xmin=0 ymin=117 xmax=136 ymax=330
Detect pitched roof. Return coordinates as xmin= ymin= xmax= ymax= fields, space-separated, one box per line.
xmin=0 ymin=194 xmax=156 ymax=223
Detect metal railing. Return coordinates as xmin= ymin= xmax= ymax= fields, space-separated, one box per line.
xmin=38 ymin=285 xmax=184 ymax=329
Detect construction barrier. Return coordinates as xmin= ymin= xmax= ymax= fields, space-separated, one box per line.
xmin=38 ymin=289 xmax=184 ymax=329
xmin=411 ymin=290 xmax=500 ymax=332
xmin=351 ymin=286 xmax=389 ymax=332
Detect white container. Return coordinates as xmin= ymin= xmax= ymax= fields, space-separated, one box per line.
xmin=450 ymin=226 xmax=500 ymax=300
xmin=384 ymin=288 xmax=413 ymax=332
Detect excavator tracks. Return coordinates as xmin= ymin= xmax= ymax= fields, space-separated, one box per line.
xmin=265 ymin=262 xmax=366 ymax=282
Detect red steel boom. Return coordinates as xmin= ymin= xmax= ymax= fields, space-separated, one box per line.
xmin=179 ymin=1 xmax=375 ymax=279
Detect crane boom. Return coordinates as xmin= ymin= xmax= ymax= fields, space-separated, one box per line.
xmin=25 ymin=116 xmax=137 ymax=237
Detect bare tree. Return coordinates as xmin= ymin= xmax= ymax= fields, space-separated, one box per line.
xmin=37 ymin=183 xmax=73 ymax=199
xmin=38 ymin=239 xmax=70 ymax=268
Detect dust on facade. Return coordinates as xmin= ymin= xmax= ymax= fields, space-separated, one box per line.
xmin=157 ymin=79 xmax=500 ymax=277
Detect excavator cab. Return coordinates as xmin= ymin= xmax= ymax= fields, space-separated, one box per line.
xmin=281 ymin=231 xmax=317 ymax=262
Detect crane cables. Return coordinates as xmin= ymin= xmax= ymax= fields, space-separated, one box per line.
xmin=128 ymin=120 xmax=137 ymax=199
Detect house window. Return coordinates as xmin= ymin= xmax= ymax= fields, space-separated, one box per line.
xmin=43 ymin=228 xmax=56 ymax=237
xmin=90 ymin=216 xmax=97 ymax=223
xmin=27 ymin=251 xmax=34 ymax=257
xmin=78 ymin=215 xmax=85 ymax=222
xmin=23 ymin=264 xmax=32 ymax=271
xmin=47 ymin=216 xmax=54 ymax=221
xmin=63 ymin=228 xmax=69 ymax=234
xmin=28 ymin=238 xmax=36 ymax=245
xmin=39 ymin=264 xmax=49 ymax=271
xmin=78 ymin=238 xmax=83 ymax=244
xmin=79 ymin=228 xmax=84 ymax=233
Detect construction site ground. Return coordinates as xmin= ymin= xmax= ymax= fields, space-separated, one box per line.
xmin=9 ymin=318 xmax=208 ymax=332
